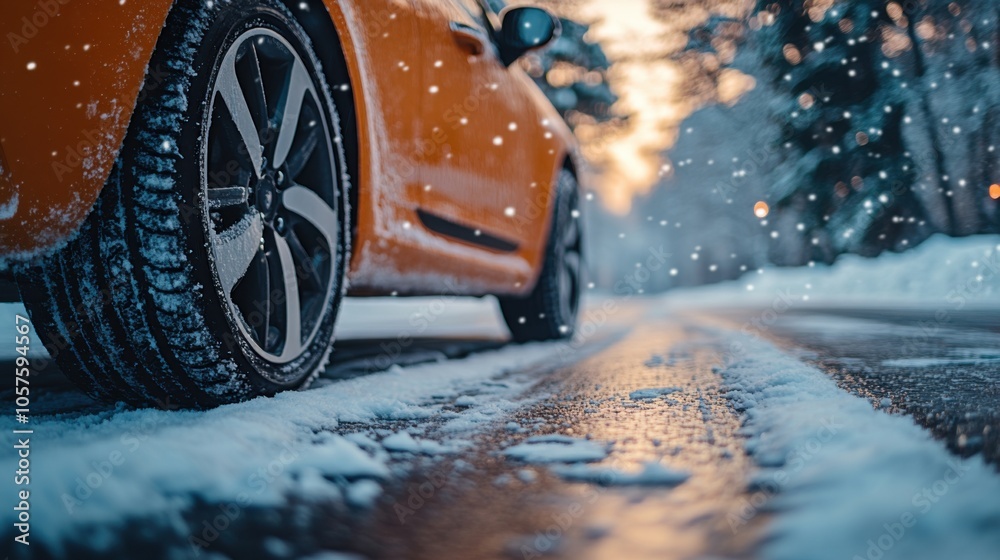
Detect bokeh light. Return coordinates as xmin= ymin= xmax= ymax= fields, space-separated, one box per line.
xmin=754 ymin=201 xmax=770 ymax=218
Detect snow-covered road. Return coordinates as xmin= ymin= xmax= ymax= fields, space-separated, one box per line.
xmin=2 ymin=289 xmax=1000 ymax=560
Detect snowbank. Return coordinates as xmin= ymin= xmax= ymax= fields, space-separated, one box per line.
xmin=674 ymin=234 xmax=1000 ymax=307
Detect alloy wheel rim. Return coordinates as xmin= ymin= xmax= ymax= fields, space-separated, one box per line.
xmin=204 ymin=28 xmax=339 ymax=367
xmin=559 ymin=191 xmax=582 ymax=328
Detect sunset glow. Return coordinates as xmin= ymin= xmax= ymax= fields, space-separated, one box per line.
xmin=542 ymin=0 xmax=755 ymax=214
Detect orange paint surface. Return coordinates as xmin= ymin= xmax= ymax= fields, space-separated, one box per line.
xmin=0 ymin=0 xmax=578 ymax=297
xmin=0 ymin=0 xmax=176 ymax=256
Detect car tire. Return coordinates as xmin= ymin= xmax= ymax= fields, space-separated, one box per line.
xmin=16 ymin=0 xmax=350 ymax=408
xmin=498 ymin=169 xmax=583 ymax=342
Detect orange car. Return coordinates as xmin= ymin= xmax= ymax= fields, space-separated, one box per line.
xmin=0 ymin=0 xmax=584 ymax=407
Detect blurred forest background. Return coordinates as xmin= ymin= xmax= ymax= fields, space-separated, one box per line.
xmin=516 ymin=0 xmax=1000 ymax=291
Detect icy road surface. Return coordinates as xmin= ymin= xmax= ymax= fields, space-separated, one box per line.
xmin=2 ymin=295 xmax=1000 ymax=560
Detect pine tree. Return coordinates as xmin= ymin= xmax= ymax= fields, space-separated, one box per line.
xmin=751 ymin=0 xmax=933 ymax=261
xmin=897 ymin=0 xmax=1000 ymax=235
xmin=527 ymin=18 xmax=618 ymax=126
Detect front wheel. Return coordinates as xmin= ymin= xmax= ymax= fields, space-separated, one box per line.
xmin=16 ymin=0 xmax=350 ymax=408
xmin=498 ymin=170 xmax=583 ymax=342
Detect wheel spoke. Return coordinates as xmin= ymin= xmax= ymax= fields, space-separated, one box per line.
xmin=272 ymin=61 xmax=313 ymax=170
xmin=207 ymin=186 xmax=250 ymax=209
xmin=282 ymin=185 xmax=337 ymax=248
xmin=212 ymin=211 xmax=264 ymax=295
xmin=273 ymin=234 xmax=303 ymax=359
xmin=284 ymin=123 xmax=320 ymax=179
xmin=252 ymin=247 xmax=271 ymax=345
xmin=563 ymin=214 xmax=580 ymax=249
xmin=564 ymin=250 xmax=581 ymax=278
xmin=217 ymin=50 xmax=264 ymax=177
xmin=559 ymin=271 xmax=572 ymax=320
xmin=561 ymin=250 xmax=581 ymax=319
xmin=243 ymin=43 xmax=269 ymax=135
xmin=285 ymin=229 xmax=323 ymax=292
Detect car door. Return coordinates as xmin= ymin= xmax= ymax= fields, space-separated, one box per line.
xmin=409 ymin=0 xmax=549 ymax=253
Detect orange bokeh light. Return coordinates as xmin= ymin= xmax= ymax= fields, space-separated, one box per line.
xmin=990 ymin=184 xmax=1000 ymax=200
xmin=754 ymin=201 xmax=770 ymax=218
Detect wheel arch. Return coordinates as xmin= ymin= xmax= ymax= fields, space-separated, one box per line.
xmin=0 ymin=0 xmax=177 ymax=260
xmin=279 ymin=0 xmax=361 ymax=249
xmin=561 ymin=153 xmax=582 ymax=186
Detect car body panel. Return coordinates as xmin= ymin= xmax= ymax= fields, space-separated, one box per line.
xmin=410 ymin=0 xmax=566 ymax=285
xmin=332 ymin=0 xmax=571 ymax=296
xmin=0 ymin=0 xmax=577 ymax=297
xmin=0 ymin=0 xmax=176 ymax=258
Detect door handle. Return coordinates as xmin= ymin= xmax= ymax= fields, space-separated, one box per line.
xmin=449 ymin=22 xmax=488 ymax=56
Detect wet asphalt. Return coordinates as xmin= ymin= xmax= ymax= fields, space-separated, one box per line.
xmin=2 ymin=303 xmax=999 ymax=559
xmin=720 ymin=306 xmax=1000 ymax=468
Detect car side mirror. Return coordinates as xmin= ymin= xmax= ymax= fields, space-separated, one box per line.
xmin=498 ymin=7 xmax=561 ymax=67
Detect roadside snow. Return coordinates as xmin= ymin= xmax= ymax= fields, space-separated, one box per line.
xmin=503 ymin=435 xmax=610 ymax=464
xmin=336 ymin=297 xmax=507 ymax=341
xmin=293 ymin=434 xmax=390 ymax=479
xmin=381 ymin=431 xmax=466 ymax=455
xmin=716 ymin=331 xmax=1000 ymax=560
xmin=628 ymin=387 xmax=682 ymax=400
xmin=675 ymin=234 xmax=1000 ymax=307
xmin=553 ymin=461 xmax=691 ymax=487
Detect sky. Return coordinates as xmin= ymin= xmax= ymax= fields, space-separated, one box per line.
xmin=577 ymin=0 xmax=684 ymax=213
